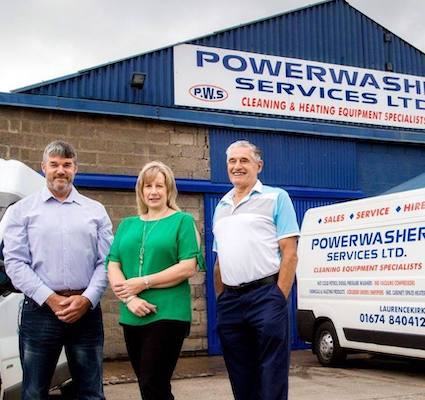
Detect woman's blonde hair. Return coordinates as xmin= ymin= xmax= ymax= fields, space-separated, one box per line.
xmin=136 ymin=161 xmax=180 ymax=215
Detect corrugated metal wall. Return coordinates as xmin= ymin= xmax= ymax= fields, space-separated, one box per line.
xmin=17 ymin=0 xmax=425 ymax=108
xmin=210 ymin=128 xmax=425 ymax=197
xmin=357 ymin=141 xmax=425 ymax=195
xmin=209 ymin=128 xmax=358 ymax=190
xmin=19 ymin=49 xmax=174 ymax=106
xmin=193 ymin=0 xmax=398 ymax=70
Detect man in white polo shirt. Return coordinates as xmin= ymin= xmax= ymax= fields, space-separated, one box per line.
xmin=213 ymin=140 xmax=299 ymax=400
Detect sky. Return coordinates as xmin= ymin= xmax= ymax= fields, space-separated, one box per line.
xmin=0 ymin=0 xmax=424 ymax=93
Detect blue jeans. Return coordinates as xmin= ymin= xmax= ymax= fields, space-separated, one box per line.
xmin=216 ymin=283 xmax=290 ymax=400
xmin=19 ymin=297 xmax=105 ymax=400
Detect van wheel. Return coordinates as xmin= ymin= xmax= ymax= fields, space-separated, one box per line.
xmin=314 ymin=321 xmax=346 ymax=367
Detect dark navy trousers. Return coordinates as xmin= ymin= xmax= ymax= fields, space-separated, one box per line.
xmin=216 ymin=283 xmax=290 ymax=400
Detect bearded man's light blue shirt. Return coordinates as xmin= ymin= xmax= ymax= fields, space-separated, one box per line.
xmin=4 ymin=186 xmax=113 ymax=306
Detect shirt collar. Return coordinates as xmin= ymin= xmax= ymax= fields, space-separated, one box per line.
xmin=41 ymin=185 xmax=82 ymax=205
xmin=221 ymin=180 xmax=263 ymax=205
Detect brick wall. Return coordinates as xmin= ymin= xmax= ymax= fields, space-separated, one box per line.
xmin=0 ymin=106 xmax=210 ymax=179
xmin=0 ymin=105 xmax=210 ymax=358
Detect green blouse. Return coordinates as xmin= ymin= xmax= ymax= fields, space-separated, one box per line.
xmin=106 ymin=211 xmax=204 ymax=326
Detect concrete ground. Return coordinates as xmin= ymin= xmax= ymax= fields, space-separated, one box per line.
xmin=103 ymin=350 xmax=425 ymax=399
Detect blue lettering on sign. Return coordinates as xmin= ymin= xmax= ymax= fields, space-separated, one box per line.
xmin=359 ymin=312 xmax=425 ymax=328
xmin=306 ymin=65 xmax=326 ymax=82
xmin=326 ymin=248 xmax=379 ymax=261
xmin=194 ymin=49 xmax=425 ymax=111
xmin=382 ymin=76 xmax=401 ymax=91
xmin=286 ymin=63 xmax=303 ymax=79
xmin=362 ymin=93 xmax=378 ymax=104
xmin=298 ymin=85 xmax=316 ymax=97
xmin=233 ymin=79 xmax=378 ymax=104
xmin=196 ymin=51 xmax=219 ymax=67
xmin=189 ymin=84 xmax=228 ymax=102
xmin=250 ymin=59 xmax=282 ymax=76
xmin=223 ymin=55 xmax=247 ymax=72
xmin=235 ymin=77 xmax=255 ymax=90
xmin=311 ymin=226 xmax=425 ymax=250
xmin=329 ymin=69 xmax=358 ymax=86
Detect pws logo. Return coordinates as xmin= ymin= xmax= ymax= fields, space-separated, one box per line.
xmin=189 ymin=84 xmax=228 ymax=102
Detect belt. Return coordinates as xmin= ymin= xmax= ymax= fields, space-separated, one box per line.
xmin=56 ymin=289 xmax=85 ymax=297
xmin=224 ymin=274 xmax=278 ymax=294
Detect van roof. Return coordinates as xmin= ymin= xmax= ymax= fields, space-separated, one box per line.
xmin=0 ymin=159 xmax=44 ymax=199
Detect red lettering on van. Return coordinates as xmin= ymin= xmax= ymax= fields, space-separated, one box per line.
xmin=403 ymin=201 xmax=425 ymax=212
xmin=356 ymin=207 xmax=389 ymax=219
xmin=323 ymin=214 xmax=345 ymax=223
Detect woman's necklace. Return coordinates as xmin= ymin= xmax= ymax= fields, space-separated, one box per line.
xmin=138 ymin=208 xmax=169 ymax=276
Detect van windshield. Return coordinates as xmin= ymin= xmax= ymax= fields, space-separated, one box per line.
xmin=0 ymin=193 xmax=20 ymax=216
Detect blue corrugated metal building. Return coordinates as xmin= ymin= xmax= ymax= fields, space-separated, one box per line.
xmin=1 ymin=0 xmax=425 ymax=354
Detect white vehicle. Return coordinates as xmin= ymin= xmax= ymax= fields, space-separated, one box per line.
xmin=297 ymin=188 xmax=425 ymax=366
xmin=0 ymin=159 xmax=71 ymax=399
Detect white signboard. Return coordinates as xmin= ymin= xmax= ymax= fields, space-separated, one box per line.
xmin=173 ymin=44 xmax=425 ymax=130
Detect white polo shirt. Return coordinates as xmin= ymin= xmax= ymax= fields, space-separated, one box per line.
xmin=213 ymin=180 xmax=299 ymax=286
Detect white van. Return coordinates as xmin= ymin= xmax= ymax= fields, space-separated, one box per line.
xmin=0 ymin=159 xmax=70 ymax=399
xmin=297 ymin=187 xmax=425 ymax=366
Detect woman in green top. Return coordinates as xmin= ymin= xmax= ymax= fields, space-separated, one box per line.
xmin=107 ymin=161 xmax=203 ymax=400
